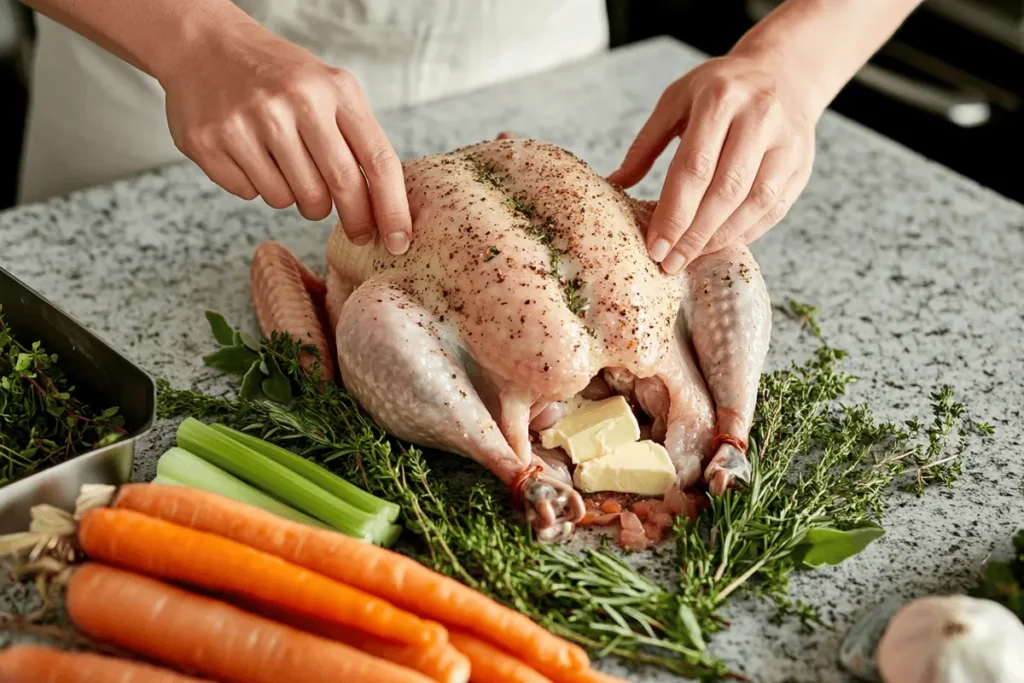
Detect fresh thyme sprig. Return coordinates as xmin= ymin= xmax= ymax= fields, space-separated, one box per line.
xmin=156 ymin=302 xmax=992 ymax=680
xmin=0 ymin=306 xmax=126 ymax=487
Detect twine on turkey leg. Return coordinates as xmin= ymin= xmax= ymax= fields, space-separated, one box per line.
xmin=511 ymin=465 xmax=544 ymax=512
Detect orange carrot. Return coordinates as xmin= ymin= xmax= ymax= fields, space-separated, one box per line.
xmin=246 ymin=600 xmax=471 ymax=683
xmin=560 ymin=667 xmax=633 ymax=683
xmin=0 ymin=644 xmax=209 ymax=683
xmin=113 ymin=483 xmax=590 ymax=674
xmin=76 ymin=506 xmax=444 ymax=648
xmin=65 ymin=563 xmax=435 ymax=683
xmin=448 ymin=630 xmax=552 ymax=683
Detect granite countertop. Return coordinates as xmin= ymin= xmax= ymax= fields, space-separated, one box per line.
xmin=2 ymin=36 xmax=1023 ymax=682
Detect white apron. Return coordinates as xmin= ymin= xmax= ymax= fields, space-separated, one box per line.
xmin=17 ymin=0 xmax=609 ymax=205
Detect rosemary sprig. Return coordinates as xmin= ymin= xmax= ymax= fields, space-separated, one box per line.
xmin=0 ymin=306 xmax=126 ymax=487
xmin=156 ymin=302 xmax=992 ymax=680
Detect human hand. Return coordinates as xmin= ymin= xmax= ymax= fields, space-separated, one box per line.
xmin=608 ymin=54 xmax=818 ymax=274
xmin=160 ymin=21 xmax=411 ymax=254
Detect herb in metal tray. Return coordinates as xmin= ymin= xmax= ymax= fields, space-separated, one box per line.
xmin=157 ymin=302 xmax=993 ymax=680
xmin=0 ymin=306 xmax=126 ymax=487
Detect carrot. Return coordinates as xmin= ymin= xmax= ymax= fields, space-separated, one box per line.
xmin=65 ymin=563 xmax=435 ymax=683
xmin=0 ymin=644 xmax=209 ymax=683
xmin=332 ymin=631 xmax=470 ymax=683
xmin=76 ymin=506 xmax=444 ymax=648
xmin=245 ymin=599 xmax=471 ymax=683
xmin=448 ymin=630 xmax=552 ymax=683
xmin=446 ymin=631 xmax=632 ymax=683
xmin=112 ymin=483 xmax=590 ymax=673
xmin=559 ymin=667 xmax=633 ymax=683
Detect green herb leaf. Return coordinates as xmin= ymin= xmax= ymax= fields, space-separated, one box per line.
xmin=239 ymin=360 xmax=264 ymax=401
xmin=205 ymin=310 xmax=236 ymax=346
xmin=261 ymin=356 xmax=292 ymax=404
xmin=238 ymin=331 xmax=261 ymax=352
xmin=677 ymin=602 xmax=706 ymax=651
xmin=793 ymin=523 xmax=885 ymax=568
xmin=202 ymin=346 xmax=260 ymax=375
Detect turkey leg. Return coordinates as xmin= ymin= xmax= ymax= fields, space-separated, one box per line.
xmin=682 ymin=243 xmax=772 ymax=495
xmin=334 ymin=277 xmax=585 ymax=542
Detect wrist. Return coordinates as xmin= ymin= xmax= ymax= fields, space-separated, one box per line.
xmin=728 ymin=34 xmax=830 ymax=123
xmin=150 ymin=1 xmax=257 ymax=87
xmin=726 ymin=0 xmax=925 ymax=121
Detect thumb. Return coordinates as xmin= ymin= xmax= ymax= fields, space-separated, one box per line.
xmin=607 ymin=92 xmax=688 ymax=189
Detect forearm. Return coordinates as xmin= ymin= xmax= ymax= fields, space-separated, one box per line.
xmin=19 ymin=0 xmax=258 ymax=84
xmin=731 ymin=0 xmax=925 ymax=118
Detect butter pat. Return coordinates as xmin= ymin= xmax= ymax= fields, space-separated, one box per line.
xmin=572 ymin=441 xmax=676 ymax=496
xmin=539 ymin=395 xmax=640 ymax=464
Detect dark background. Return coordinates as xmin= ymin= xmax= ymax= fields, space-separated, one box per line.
xmin=0 ymin=0 xmax=1021 ymax=211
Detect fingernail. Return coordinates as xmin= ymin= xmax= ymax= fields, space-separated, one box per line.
xmin=661 ymin=250 xmax=686 ymax=275
xmin=385 ymin=231 xmax=410 ymax=255
xmin=351 ymin=233 xmax=374 ymax=246
xmin=649 ymin=238 xmax=672 ymax=262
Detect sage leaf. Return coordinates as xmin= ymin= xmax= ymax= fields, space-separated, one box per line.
xmin=238 ymin=331 xmax=261 ymax=352
xmin=205 ymin=311 xmax=236 ymax=346
xmin=793 ymin=522 xmax=885 ymax=567
xmin=261 ymin=356 xmax=292 ymax=404
xmin=239 ymin=360 xmax=264 ymax=401
xmin=202 ymin=346 xmax=259 ymax=375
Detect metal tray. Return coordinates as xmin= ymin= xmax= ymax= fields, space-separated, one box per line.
xmin=0 ymin=265 xmax=156 ymax=534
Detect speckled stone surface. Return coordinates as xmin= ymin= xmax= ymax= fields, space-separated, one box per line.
xmin=1 ymin=36 xmax=1023 ymax=681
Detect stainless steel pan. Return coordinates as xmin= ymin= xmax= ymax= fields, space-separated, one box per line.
xmin=0 ymin=265 xmax=155 ymax=533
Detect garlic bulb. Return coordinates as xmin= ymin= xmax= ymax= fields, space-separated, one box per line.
xmin=876 ymin=594 xmax=1024 ymax=683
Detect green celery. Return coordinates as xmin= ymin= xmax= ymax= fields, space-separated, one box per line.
xmin=176 ymin=417 xmax=384 ymax=542
xmin=210 ymin=423 xmax=401 ymax=523
xmin=378 ymin=523 xmax=403 ymax=548
xmin=157 ymin=446 xmax=329 ymax=530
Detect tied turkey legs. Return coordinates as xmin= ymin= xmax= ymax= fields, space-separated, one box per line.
xmin=250 ymin=136 xmax=771 ymax=543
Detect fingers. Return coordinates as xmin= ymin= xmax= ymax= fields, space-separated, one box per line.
xmin=262 ymin=104 xmax=333 ymax=221
xmin=195 ymin=149 xmax=259 ymax=201
xmin=336 ymin=79 xmax=411 ymax=255
xmin=607 ymin=87 xmax=688 ymax=189
xmin=644 ymin=89 xmax=737 ymax=273
xmin=738 ymin=167 xmax=811 ymax=245
xmin=172 ymin=66 xmax=412 ymax=255
xmin=700 ymin=145 xmax=793 ymax=255
xmin=221 ymin=122 xmax=296 ymax=210
xmin=173 ymin=109 xmax=301 ymax=213
xmin=297 ymin=109 xmax=377 ymax=246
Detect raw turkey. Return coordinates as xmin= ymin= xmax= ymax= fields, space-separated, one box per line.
xmin=250 ymin=136 xmax=772 ymax=544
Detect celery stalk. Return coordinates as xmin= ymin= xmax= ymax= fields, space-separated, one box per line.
xmin=209 ymin=423 xmax=401 ymax=523
xmin=151 ymin=473 xmax=183 ymax=486
xmin=176 ymin=417 xmax=382 ymax=542
xmin=157 ymin=447 xmax=330 ymax=530
xmin=378 ymin=523 xmax=403 ymax=548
